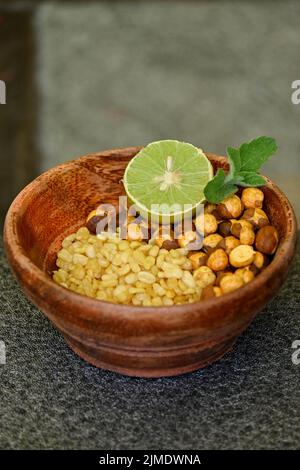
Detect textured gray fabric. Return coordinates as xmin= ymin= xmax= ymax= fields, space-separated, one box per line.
xmin=0 ymin=237 xmax=299 ymax=450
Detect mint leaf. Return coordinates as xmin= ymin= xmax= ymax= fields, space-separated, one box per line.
xmin=239 ymin=136 xmax=277 ymax=172
xmin=227 ymin=146 xmax=241 ymax=178
xmin=203 ymin=136 xmax=277 ymax=204
xmin=237 ymin=172 xmax=266 ymax=187
xmin=204 ymin=169 xmax=238 ymax=204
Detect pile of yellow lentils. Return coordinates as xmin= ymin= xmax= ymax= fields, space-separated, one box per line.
xmin=53 ymin=187 xmax=279 ymax=306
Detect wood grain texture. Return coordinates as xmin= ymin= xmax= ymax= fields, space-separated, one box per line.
xmin=3 ymin=148 xmax=298 ymax=377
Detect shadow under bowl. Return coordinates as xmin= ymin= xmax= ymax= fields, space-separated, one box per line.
xmin=3 ymin=148 xmax=298 ymax=377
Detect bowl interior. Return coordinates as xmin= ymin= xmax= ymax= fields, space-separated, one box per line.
xmin=11 ymin=149 xmax=295 ymax=277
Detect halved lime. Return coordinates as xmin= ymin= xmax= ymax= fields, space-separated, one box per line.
xmin=123 ymin=140 xmax=213 ymax=221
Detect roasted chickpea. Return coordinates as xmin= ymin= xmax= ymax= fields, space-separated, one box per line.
xmin=86 ymin=208 xmax=114 ymax=234
xmin=253 ymin=251 xmax=265 ymax=269
xmin=215 ymin=271 xmax=233 ymax=287
xmin=218 ymin=221 xmax=232 ymax=237
xmin=154 ymin=227 xmax=177 ymax=249
xmin=204 ymin=213 xmax=218 ymax=235
xmin=193 ymin=266 xmax=216 ymax=288
xmin=162 ymin=239 xmax=180 ymax=250
xmin=126 ymin=216 xmax=150 ymax=241
xmin=243 ymin=269 xmax=255 ymax=284
xmin=86 ymin=209 xmax=102 ymax=233
xmin=235 ymin=267 xmax=255 ymax=284
xmin=188 ymin=252 xmax=207 ymax=270
xmin=204 ymin=203 xmax=217 ymax=214
xmin=201 ymin=285 xmax=223 ymax=299
xmin=178 ymin=230 xmax=198 ymax=248
xmin=203 ymin=234 xmax=223 ymax=253
xmin=207 ymin=248 xmax=229 ymax=272
xmin=229 ymin=245 xmax=255 ymax=268
xmin=127 ymin=223 xmax=144 ymax=241
xmin=241 ymin=187 xmax=264 ymax=209
xmin=230 ymin=219 xmax=253 ymax=238
xmin=255 ymin=225 xmax=279 ymax=255
xmin=220 ymin=273 xmax=244 ymax=294
xmin=193 ymin=214 xmax=203 ymax=234
xmin=211 ymin=209 xmax=223 ymax=222
xmin=217 ymin=235 xmax=240 ymax=255
xmin=239 ymin=225 xmax=255 ymax=245
xmin=217 ymin=195 xmax=243 ymax=219
xmin=242 ymin=208 xmax=269 ymax=229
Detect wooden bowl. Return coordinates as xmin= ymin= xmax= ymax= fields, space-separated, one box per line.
xmin=3 ymin=148 xmax=297 ymax=377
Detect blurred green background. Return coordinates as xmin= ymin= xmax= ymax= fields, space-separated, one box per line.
xmin=1 ymin=0 xmax=300 ymax=226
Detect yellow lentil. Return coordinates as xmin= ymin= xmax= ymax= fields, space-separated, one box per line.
xmin=53 ymin=228 xmax=204 ymax=305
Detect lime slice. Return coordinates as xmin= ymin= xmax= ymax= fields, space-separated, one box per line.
xmin=123 ymin=140 xmax=213 ymax=221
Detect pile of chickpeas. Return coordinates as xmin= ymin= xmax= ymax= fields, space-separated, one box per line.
xmin=53 ymin=187 xmax=279 ymax=305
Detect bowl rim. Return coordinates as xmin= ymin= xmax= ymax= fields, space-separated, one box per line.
xmin=3 ymin=148 xmax=298 ymax=322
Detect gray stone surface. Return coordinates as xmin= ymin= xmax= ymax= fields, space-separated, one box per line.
xmin=35 ymin=1 xmax=300 ymax=219
xmin=0 ymin=236 xmax=299 ymax=450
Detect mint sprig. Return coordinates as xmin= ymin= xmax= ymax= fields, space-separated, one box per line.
xmin=204 ymin=136 xmax=278 ymax=204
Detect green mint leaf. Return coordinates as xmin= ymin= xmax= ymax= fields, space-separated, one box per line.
xmin=239 ymin=136 xmax=277 ymax=172
xmin=227 ymin=146 xmax=241 ymax=178
xmin=236 ymin=171 xmax=266 ymax=187
xmin=203 ymin=136 xmax=277 ymax=203
xmin=204 ymin=169 xmax=238 ymax=203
